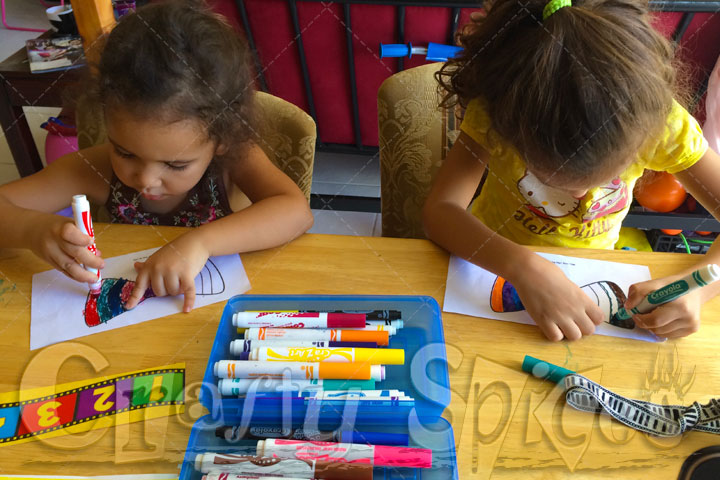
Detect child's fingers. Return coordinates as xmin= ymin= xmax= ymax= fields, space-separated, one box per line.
xmin=59 ymin=225 xmax=104 ymax=269
xmin=537 ymin=320 xmax=564 ymax=342
xmin=657 ymin=327 xmax=695 ymax=339
xmin=70 ymin=247 xmax=104 ymax=270
xmin=59 ymin=221 xmax=93 ymax=247
xmin=164 ymin=275 xmax=181 ymax=297
xmin=49 ymin=250 xmax=97 ymax=283
xmin=558 ymin=319 xmax=583 ymax=341
xmin=650 ymin=316 xmax=699 ymax=337
xmin=633 ymin=307 xmax=675 ymax=330
xmin=584 ymin=302 xmax=605 ymax=326
xmin=64 ymin=262 xmax=100 ymax=284
xmin=150 ymin=271 xmax=168 ymax=298
xmin=649 ymin=322 xmax=680 ymax=337
xmin=575 ymin=314 xmax=597 ymax=336
xmin=126 ymin=269 xmax=150 ymax=310
xmin=182 ymin=278 xmax=196 ymax=313
xmin=625 ymin=281 xmax=662 ymax=309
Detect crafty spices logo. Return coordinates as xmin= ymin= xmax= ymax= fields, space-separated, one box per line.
xmin=446 ymin=345 xmax=697 ymax=479
xmin=6 ymin=342 xmax=699 ymax=473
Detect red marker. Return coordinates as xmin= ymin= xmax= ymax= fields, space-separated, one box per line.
xmin=71 ymin=194 xmax=101 ymax=293
xmin=233 ymin=311 xmax=366 ymax=329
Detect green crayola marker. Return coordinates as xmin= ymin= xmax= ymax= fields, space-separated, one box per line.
xmin=613 ymin=264 xmax=720 ymax=322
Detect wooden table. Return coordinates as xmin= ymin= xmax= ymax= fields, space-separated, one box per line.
xmin=0 ymin=38 xmax=80 ymax=177
xmin=1 ymin=224 xmax=719 ymax=478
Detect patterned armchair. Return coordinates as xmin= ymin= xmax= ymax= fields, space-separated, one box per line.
xmin=378 ymin=63 xmax=463 ymax=238
xmin=75 ymin=91 xmax=316 ymax=202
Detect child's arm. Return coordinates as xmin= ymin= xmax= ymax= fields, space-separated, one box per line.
xmin=626 ymin=147 xmax=720 ymax=337
xmin=0 ymin=145 xmax=111 ymax=283
xmin=126 ymin=144 xmax=313 ymax=312
xmin=423 ymin=132 xmax=604 ymax=341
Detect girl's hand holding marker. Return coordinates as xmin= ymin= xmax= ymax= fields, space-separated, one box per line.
xmin=29 ymin=213 xmax=105 ymax=286
xmin=11 ymin=192 xmax=105 ymax=287
xmin=618 ymin=264 xmax=720 ymax=339
xmin=0 ymin=1 xmax=312 ymax=315
xmin=50 ymin=194 xmax=105 ymax=288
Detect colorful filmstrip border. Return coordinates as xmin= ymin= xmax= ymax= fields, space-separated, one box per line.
xmin=0 ymin=366 xmax=184 ymax=444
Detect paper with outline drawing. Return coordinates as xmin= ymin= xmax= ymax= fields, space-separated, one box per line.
xmin=443 ymin=253 xmax=660 ymax=342
xmin=31 ymin=247 xmax=249 ymax=349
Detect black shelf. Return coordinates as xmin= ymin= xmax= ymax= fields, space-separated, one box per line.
xmin=623 ymin=208 xmax=720 ymax=232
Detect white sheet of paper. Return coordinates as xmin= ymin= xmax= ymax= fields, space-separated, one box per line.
xmin=31 ymin=247 xmax=250 ymax=350
xmin=443 ymin=253 xmax=660 ymax=342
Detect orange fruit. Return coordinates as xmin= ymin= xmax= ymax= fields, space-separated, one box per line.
xmin=634 ymin=171 xmax=687 ymax=213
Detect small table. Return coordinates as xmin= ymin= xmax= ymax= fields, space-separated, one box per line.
xmin=1 ymin=227 xmax=719 ymax=477
xmin=0 ymin=37 xmax=80 ymax=177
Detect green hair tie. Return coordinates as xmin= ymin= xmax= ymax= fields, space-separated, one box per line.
xmin=543 ymin=0 xmax=571 ymax=20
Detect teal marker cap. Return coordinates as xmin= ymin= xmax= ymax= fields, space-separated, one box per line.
xmin=522 ymin=355 xmax=575 ymax=384
xmin=323 ymin=379 xmax=376 ymax=390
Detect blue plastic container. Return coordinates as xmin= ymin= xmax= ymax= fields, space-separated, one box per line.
xmin=180 ymin=294 xmax=458 ymax=480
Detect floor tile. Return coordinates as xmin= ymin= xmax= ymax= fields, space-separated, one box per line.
xmin=312 ymin=182 xmax=380 ymax=198
xmin=0 ymin=162 xmax=20 ymax=184
xmin=312 ymin=151 xmax=379 ymax=187
xmin=372 ymin=213 xmax=383 ymax=236
xmin=309 ymin=209 xmax=378 ymax=236
xmin=0 ymin=1 xmax=49 ymax=60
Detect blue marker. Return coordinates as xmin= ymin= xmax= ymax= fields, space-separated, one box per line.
xmin=217 ymin=425 xmax=409 ymax=446
xmin=379 ymin=42 xmax=463 ymax=62
xmin=339 ymin=430 xmax=409 ymax=446
xmin=240 ymin=397 xmax=415 ymax=408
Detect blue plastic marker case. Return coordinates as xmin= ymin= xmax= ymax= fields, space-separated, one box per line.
xmin=180 ymin=294 xmax=458 ymax=480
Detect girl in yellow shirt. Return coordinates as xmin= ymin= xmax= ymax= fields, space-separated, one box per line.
xmin=423 ymin=0 xmax=720 ymax=341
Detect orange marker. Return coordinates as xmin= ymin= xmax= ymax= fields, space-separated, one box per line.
xmin=250 ymin=346 xmax=404 ymax=365
xmin=245 ymin=328 xmax=390 ymax=346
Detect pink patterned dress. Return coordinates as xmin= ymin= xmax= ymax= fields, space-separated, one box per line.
xmin=105 ymin=164 xmax=233 ymax=226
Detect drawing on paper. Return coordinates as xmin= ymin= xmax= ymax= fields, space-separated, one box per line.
xmin=82 ymin=259 xmax=226 ymax=327
xmin=489 ymin=276 xmax=635 ymax=329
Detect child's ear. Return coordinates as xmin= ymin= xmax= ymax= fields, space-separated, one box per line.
xmin=215 ymin=143 xmax=228 ymax=156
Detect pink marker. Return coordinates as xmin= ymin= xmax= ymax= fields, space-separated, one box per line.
xmin=256 ymin=439 xmax=432 ymax=469
xmin=233 ymin=311 xmax=366 ymax=329
xmin=71 ymin=194 xmax=102 ymax=293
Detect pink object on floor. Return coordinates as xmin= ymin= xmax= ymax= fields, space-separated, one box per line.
xmin=42 ymin=115 xmax=78 ymax=164
xmin=44 ymin=132 xmax=78 ymax=164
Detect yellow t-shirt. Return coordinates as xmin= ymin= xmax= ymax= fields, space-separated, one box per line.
xmin=461 ymin=98 xmax=708 ymax=249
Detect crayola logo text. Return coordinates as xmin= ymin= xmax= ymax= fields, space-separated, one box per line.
xmin=649 ymin=281 xmax=687 ymax=304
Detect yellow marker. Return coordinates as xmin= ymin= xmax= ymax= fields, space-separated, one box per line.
xmin=249 ymin=346 xmax=405 ymax=365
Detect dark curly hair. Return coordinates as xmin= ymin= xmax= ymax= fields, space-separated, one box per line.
xmin=437 ymin=0 xmax=684 ymax=184
xmin=89 ymin=0 xmax=256 ymax=164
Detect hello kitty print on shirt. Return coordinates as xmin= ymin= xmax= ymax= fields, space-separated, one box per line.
xmin=516 ymin=170 xmax=581 ymax=220
xmin=582 ymin=178 xmax=629 ymax=223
